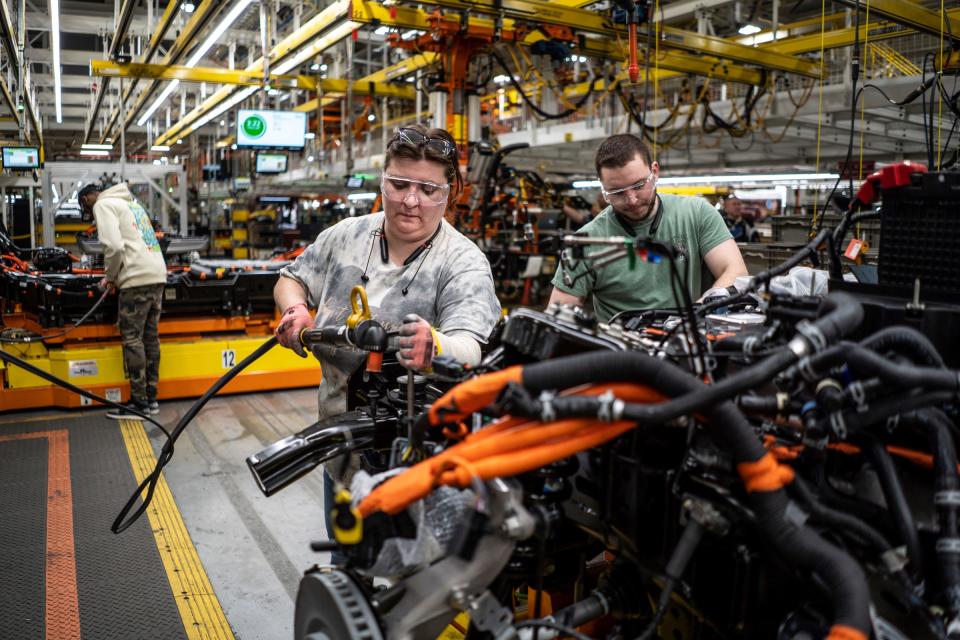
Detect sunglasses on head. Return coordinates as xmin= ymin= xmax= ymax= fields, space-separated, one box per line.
xmin=392 ymin=128 xmax=458 ymax=160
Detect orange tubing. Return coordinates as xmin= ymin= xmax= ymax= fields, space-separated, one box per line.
xmin=426 ymin=366 xmax=523 ymax=426
xmin=359 ymin=383 xmax=664 ymax=517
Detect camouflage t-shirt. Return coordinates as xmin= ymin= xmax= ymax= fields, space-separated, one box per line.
xmin=281 ymin=212 xmax=501 ymax=418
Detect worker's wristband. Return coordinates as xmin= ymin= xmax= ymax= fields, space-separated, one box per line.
xmin=429 ymin=327 xmax=442 ymax=357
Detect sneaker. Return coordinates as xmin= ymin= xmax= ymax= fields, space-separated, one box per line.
xmin=147 ymin=401 xmax=160 ymax=416
xmin=106 ymin=404 xmax=148 ymax=420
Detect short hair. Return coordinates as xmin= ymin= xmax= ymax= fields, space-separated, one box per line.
xmin=384 ymin=124 xmax=463 ymax=198
xmin=594 ymin=134 xmax=653 ymax=176
xmin=77 ymin=183 xmax=101 ymax=200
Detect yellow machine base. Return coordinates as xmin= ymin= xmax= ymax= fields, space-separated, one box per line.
xmin=0 ymin=335 xmax=321 ymax=411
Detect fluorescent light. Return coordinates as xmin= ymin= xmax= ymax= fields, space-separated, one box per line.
xmin=189 ymin=86 xmax=257 ymax=132
xmin=319 ymin=63 xmax=328 ymax=71
xmin=80 ymin=149 xmax=110 ymax=156
xmin=50 ymin=0 xmax=62 ymax=123
xmin=737 ymin=29 xmax=788 ymax=45
xmin=367 ymin=113 xmax=376 ymax=122
xmin=151 ymin=144 xmax=170 ymax=151
xmin=347 ymin=192 xmax=378 ymax=202
xmin=657 ymin=173 xmax=840 ymax=185
xmin=305 ymin=132 xmax=316 ymax=139
xmin=307 ymin=155 xmax=315 ymax=162
xmin=183 ymin=1 xmax=196 ymax=12
xmin=310 ymin=62 xmax=320 ymax=71
xmin=374 ymin=26 xmax=390 ymax=36
xmin=401 ymin=29 xmax=424 ymax=40
xmin=137 ymin=0 xmax=255 ymax=126
xmin=494 ymin=74 xmax=510 ymax=84
xmin=572 ymin=180 xmax=601 ymax=189
xmin=82 ymin=143 xmax=113 ymax=150
xmin=738 ymin=24 xmax=761 ymax=35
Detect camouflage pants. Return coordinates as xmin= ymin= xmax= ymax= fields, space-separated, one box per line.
xmin=118 ymin=284 xmax=164 ymax=406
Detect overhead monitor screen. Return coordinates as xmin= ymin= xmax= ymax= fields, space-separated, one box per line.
xmin=2 ymin=147 xmax=40 ymax=169
xmin=345 ymin=176 xmax=365 ymax=189
xmin=255 ymin=153 xmax=289 ymax=174
xmin=237 ymin=110 xmax=307 ymax=149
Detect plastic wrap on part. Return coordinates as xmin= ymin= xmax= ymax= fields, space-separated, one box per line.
xmin=351 ymin=469 xmax=476 ymax=579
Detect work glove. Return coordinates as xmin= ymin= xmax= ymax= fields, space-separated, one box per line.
xmin=398 ymin=314 xmax=435 ymax=371
xmin=275 ymin=303 xmax=313 ymax=357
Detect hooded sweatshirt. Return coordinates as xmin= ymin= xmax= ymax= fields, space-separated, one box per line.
xmin=93 ymin=183 xmax=167 ymax=289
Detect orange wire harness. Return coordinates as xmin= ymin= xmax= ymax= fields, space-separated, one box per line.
xmin=359 ymin=382 xmax=665 ymax=517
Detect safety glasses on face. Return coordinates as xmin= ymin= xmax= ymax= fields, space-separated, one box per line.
xmin=381 ymin=174 xmax=451 ymax=206
xmin=601 ymin=172 xmax=655 ymax=204
xmin=392 ymin=128 xmax=458 ymax=160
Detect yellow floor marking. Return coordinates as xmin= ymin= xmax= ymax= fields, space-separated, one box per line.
xmin=120 ymin=419 xmax=235 ymax=640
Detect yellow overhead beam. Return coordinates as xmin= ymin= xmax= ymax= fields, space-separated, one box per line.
xmin=91 ymin=60 xmax=315 ymax=90
xmin=764 ymin=7 xmax=960 ymax=55
xmin=655 ymin=26 xmax=820 ymax=77
xmin=155 ymin=0 xmax=355 ymax=146
xmin=85 ymin=0 xmax=178 ymax=143
xmin=359 ymin=0 xmax=819 ymax=77
xmin=314 ymin=79 xmax=418 ymax=99
xmin=295 ymin=52 xmax=438 ymax=113
xmin=99 ymin=0 xmax=226 ymax=143
xmin=836 ymin=0 xmax=960 ymax=41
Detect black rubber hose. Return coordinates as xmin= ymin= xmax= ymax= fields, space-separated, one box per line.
xmin=512 ymin=351 xmax=871 ymax=634
xmin=803 ymin=342 xmax=960 ymax=392
xmin=517 ymin=293 xmax=864 ymax=427
xmin=861 ymin=326 xmax=946 ymax=368
xmin=901 ymin=409 xmax=960 ymax=621
xmin=860 ymin=437 xmax=925 ymax=582
xmin=790 ymin=475 xmax=895 ymax=555
xmin=112 ymin=336 xmax=279 ymax=533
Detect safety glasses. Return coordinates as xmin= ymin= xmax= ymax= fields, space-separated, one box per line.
xmin=381 ymin=173 xmax=450 ymax=206
xmin=601 ymin=172 xmax=655 ymax=204
xmin=391 ymin=128 xmax=458 ymax=160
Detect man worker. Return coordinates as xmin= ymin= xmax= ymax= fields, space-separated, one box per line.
xmin=80 ymin=183 xmax=167 ymax=418
xmin=548 ymin=135 xmax=748 ymax=322
xmin=723 ymin=195 xmax=758 ymax=243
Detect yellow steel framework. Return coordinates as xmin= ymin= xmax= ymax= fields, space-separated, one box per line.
xmin=836 ymin=0 xmax=960 ymax=40
xmin=97 ymin=0 xmax=226 ymax=144
xmin=85 ymin=0 xmax=179 ymax=143
xmin=154 ymin=0 xmax=356 ymax=146
xmin=295 ymin=53 xmax=439 ymax=113
xmin=349 ymin=0 xmax=820 ymax=77
xmin=91 ymin=60 xmax=315 ymax=90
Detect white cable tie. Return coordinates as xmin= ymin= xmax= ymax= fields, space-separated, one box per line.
xmin=596 ymin=390 xmax=616 ymax=422
xmin=935 ymin=491 xmax=960 ymax=506
xmin=829 ymin=412 xmax=847 ymax=439
xmin=538 ymin=391 xmax=556 ymax=423
xmin=848 ymin=381 xmax=867 ymax=413
xmin=798 ymin=357 xmax=818 ymax=383
xmin=937 ymin=538 xmax=960 ymax=554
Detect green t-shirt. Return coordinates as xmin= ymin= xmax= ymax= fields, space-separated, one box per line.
xmin=551 ymin=194 xmax=732 ymax=322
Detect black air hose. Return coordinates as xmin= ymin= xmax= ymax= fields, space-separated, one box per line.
xmin=860 ymin=437 xmax=925 ymax=583
xmin=862 ymin=326 xmax=946 ymax=368
xmin=804 ymin=343 xmax=959 ymax=392
xmin=901 ymin=409 xmax=960 ymax=627
xmin=515 ymin=293 xmax=864 ymax=426
xmin=505 ymin=353 xmax=871 ymax=637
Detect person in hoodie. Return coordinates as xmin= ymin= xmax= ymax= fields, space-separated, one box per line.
xmin=80 ymin=183 xmax=168 ymax=419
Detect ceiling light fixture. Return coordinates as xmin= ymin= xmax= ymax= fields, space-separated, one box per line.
xmin=50 ymin=0 xmax=63 ymax=123
xmin=81 ymin=143 xmax=113 ymax=150
xmin=138 ymin=0 xmax=255 ymax=126
xmin=737 ymin=24 xmax=761 ymax=35
xmin=79 ymin=149 xmax=110 ymax=157
xmin=183 ymin=2 xmax=196 ymax=12
xmin=150 ymin=144 xmax=170 ymax=151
